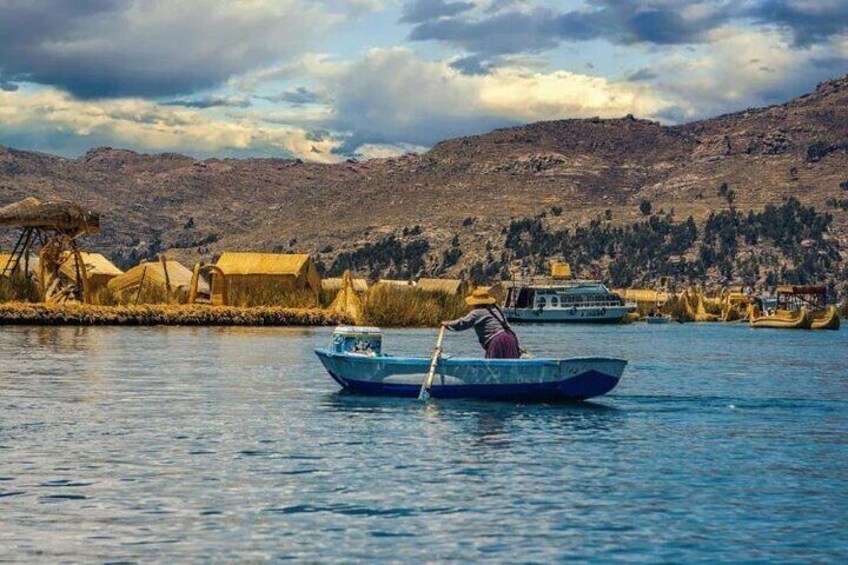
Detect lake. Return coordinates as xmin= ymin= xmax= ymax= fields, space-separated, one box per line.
xmin=1 ymin=323 xmax=847 ymax=562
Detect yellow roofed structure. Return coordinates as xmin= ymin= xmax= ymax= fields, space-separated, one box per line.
xmin=328 ymin=271 xmax=364 ymax=324
xmin=210 ymin=252 xmax=321 ymax=307
xmin=375 ymin=279 xmax=416 ymax=289
xmin=108 ymin=259 xmax=202 ymax=297
xmin=550 ymin=262 xmax=572 ymax=280
xmin=322 ymin=277 xmax=369 ymax=293
xmin=59 ymin=252 xmax=123 ymax=292
xmin=417 ymin=278 xmax=470 ymax=296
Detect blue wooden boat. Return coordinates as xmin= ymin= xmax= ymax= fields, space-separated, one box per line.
xmin=315 ymin=327 xmax=627 ymax=401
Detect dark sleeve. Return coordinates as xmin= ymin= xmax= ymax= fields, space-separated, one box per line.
xmin=444 ymin=310 xmax=480 ymax=332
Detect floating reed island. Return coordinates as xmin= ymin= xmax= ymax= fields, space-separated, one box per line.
xmin=0 ymin=302 xmax=352 ymax=327
xmin=0 ymin=195 xmax=842 ymax=329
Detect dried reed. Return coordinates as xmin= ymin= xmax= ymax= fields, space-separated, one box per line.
xmin=0 ymin=302 xmax=352 ymax=326
xmin=363 ymin=285 xmax=467 ymax=327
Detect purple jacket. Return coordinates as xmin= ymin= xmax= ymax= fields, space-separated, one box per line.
xmin=445 ymin=306 xmax=513 ymax=348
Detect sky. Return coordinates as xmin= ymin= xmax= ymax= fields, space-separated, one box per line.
xmin=0 ymin=0 xmax=846 ymax=162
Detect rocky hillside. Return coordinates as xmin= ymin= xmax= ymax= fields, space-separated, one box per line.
xmin=1 ymin=75 xmax=847 ymax=291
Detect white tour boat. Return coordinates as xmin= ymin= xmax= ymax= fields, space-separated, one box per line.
xmin=503 ymin=278 xmax=636 ymax=324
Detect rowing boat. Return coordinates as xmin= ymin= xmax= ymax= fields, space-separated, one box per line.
xmin=315 ymin=326 xmax=627 ymax=401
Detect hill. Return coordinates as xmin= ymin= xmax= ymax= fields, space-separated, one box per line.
xmin=1 ymin=75 xmax=847 ymax=291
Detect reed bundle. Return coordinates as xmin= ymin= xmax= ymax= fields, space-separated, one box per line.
xmin=0 ymin=274 xmax=40 ymax=303
xmin=363 ymin=285 xmax=467 ymax=327
xmin=0 ymin=302 xmax=352 ymax=326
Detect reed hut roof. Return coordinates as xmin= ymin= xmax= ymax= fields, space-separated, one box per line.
xmin=215 ymin=252 xmax=312 ymax=276
xmin=322 ymin=277 xmax=369 ymax=293
xmin=417 ymin=278 xmax=467 ymax=295
xmin=108 ymin=260 xmax=204 ymax=294
xmin=0 ymin=197 xmax=100 ymax=235
xmin=59 ymin=252 xmax=123 ymax=279
xmin=376 ymin=279 xmax=415 ymax=287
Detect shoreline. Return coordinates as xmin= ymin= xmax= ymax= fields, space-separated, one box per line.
xmin=0 ymin=302 xmax=352 ymax=327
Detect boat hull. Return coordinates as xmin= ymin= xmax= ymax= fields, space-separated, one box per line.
xmin=506 ymin=305 xmax=630 ymax=324
xmin=812 ymin=306 xmax=841 ymax=330
xmin=315 ymin=349 xmax=627 ymax=401
xmin=750 ymin=308 xmax=813 ymax=329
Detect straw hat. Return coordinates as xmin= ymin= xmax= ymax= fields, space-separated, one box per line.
xmin=465 ymin=288 xmax=497 ymax=306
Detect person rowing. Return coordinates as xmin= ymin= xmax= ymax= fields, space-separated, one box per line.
xmin=442 ymin=288 xmax=522 ymax=359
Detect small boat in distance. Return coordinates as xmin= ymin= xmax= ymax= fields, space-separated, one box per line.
xmin=749 ymin=306 xmax=813 ymax=329
xmin=503 ymin=280 xmax=635 ymax=324
xmin=750 ymin=285 xmax=840 ymax=330
xmin=315 ymin=327 xmax=628 ymax=401
xmin=503 ymin=263 xmax=635 ymax=324
xmin=645 ymin=314 xmax=671 ymax=324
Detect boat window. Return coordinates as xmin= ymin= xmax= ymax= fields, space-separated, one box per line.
xmin=550 ymin=296 xmax=559 ymax=307
xmin=537 ymin=297 xmax=547 ymax=308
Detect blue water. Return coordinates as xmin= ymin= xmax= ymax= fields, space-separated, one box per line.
xmin=1 ymin=324 xmax=847 ymax=562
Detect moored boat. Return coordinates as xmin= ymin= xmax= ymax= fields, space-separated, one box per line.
xmin=315 ymin=327 xmax=628 ymax=401
xmin=503 ymin=278 xmax=635 ymax=324
xmin=750 ymin=285 xmax=840 ymax=330
xmin=749 ymin=306 xmax=813 ymax=329
xmin=645 ymin=314 xmax=671 ymax=324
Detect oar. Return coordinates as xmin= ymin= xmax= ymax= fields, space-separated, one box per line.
xmin=418 ymin=326 xmax=446 ymax=401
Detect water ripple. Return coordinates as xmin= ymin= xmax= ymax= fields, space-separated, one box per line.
xmin=1 ymin=324 xmax=846 ymax=562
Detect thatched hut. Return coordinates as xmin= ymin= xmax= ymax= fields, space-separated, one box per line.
xmin=108 ymin=259 xmax=203 ymax=301
xmin=211 ymin=252 xmax=321 ymax=307
xmin=322 ymin=277 xmax=369 ymax=293
xmin=0 ymin=197 xmax=100 ymax=236
xmin=416 ymin=278 xmax=470 ymax=296
xmin=59 ymin=252 xmax=123 ymax=293
xmin=375 ymin=279 xmax=416 ymax=290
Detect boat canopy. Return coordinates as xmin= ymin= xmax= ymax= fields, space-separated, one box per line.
xmin=776 ymin=285 xmax=828 ymax=296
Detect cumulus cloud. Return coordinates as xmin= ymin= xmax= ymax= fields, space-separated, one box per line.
xmin=315 ymin=48 xmax=671 ymax=147
xmin=400 ymin=0 xmax=475 ymax=24
xmin=404 ymin=0 xmax=848 ymax=64
xmin=163 ymin=95 xmax=252 ymax=109
xmin=0 ymin=87 xmax=345 ymax=161
xmin=747 ymin=0 xmax=848 ymax=46
xmin=353 ymin=142 xmax=430 ymax=159
xmin=0 ymin=0 xmax=340 ymax=98
xmin=647 ymin=26 xmax=848 ymax=119
xmin=261 ymin=87 xmax=326 ymax=106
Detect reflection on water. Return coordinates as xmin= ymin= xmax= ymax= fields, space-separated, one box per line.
xmin=1 ymin=324 xmax=847 ymax=562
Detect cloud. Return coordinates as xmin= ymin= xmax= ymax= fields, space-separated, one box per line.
xmin=316 ymin=48 xmax=671 ymax=147
xmin=163 ymin=95 xmax=252 ymax=109
xmin=405 ymin=1 xmax=848 ymax=62
xmin=352 ymin=142 xmax=430 ymax=159
xmin=400 ymin=0 xmax=475 ymax=24
xmin=0 ymin=1 xmax=340 ymax=98
xmin=261 ymin=87 xmax=325 ymax=106
xmin=646 ymin=26 xmax=848 ymax=119
xmin=747 ymin=0 xmax=848 ymax=45
xmin=0 ymin=87 xmax=345 ymax=161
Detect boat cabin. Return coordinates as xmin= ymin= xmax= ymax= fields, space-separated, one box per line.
xmin=506 ymin=281 xmax=626 ymax=310
xmin=775 ymin=285 xmax=831 ymax=311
